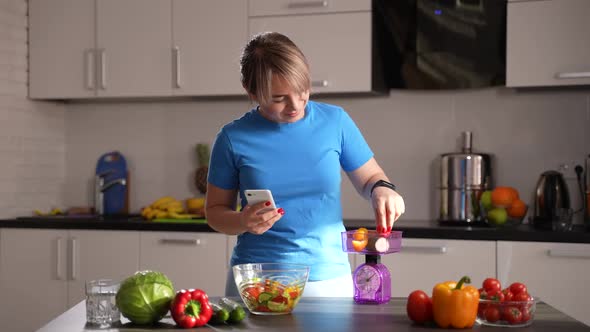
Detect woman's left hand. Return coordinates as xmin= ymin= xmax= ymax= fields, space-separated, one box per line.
xmin=371 ymin=187 xmax=405 ymax=234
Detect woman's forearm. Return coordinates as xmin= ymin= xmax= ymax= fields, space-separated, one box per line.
xmin=205 ymin=206 xmax=246 ymax=235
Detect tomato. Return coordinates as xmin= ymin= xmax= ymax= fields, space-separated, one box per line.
xmin=521 ymin=309 xmax=532 ymax=322
xmin=502 ymin=288 xmax=514 ymax=302
xmin=482 ymin=278 xmax=502 ymax=293
xmin=503 ymin=306 xmax=523 ymax=324
xmin=513 ymin=292 xmax=531 ymax=302
xmin=487 ymin=289 xmax=505 ymax=302
xmin=509 ymin=282 xmax=528 ymax=296
xmin=484 ymin=306 xmax=501 ymax=323
xmin=406 ymin=290 xmax=433 ymax=324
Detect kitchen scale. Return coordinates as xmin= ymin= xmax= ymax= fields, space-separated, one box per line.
xmin=341 ymin=229 xmax=402 ymax=304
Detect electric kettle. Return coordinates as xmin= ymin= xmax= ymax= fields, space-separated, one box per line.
xmin=532 ymin=170 xmax=571 ymax=230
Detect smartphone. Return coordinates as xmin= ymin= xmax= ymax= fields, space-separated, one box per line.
xmin=244 ymin=189 xmax=277 ymax=214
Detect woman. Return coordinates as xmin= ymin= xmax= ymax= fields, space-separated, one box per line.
xmin=205 ymin=32 xmax=405 ymax=297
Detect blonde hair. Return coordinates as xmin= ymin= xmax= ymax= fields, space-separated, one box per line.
xmin=240 ymin=32 xmax=311 ymax=106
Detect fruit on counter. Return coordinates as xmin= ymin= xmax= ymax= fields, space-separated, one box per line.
xmin=506 ymin=198 xmax=527 ymax=218
xmin=186 ymin=197 xmax=206 ymax=215
xmin=432 ymin=276 xmax=479 ymax=328
xmin=480 ymin=190 xmax=493 ymax=211
xmin=115 ymin=270 xmax=175 ymax=325
xmin=487 ymin=207 xmax=508 ymax=226
xmin=170 ymin=288 xmax=213 ymax=328
xmin=33 ymin=207 xmax=64 ymax=216
xmin=491 ymin=186 xmax=519 ymax=208
xmin=406 ymin=290 xmax=433 ymax=324
xmin=141 ymin=196 xmax=205 ymax=220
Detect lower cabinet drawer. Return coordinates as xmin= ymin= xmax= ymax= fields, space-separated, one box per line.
xmin=139 ymin=231 xmax=228 ymax=296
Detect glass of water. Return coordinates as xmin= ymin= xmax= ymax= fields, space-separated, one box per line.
xmin=85 ymin=279 xmax=121 ymax=327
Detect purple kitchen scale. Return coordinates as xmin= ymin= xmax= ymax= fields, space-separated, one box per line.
xmin=341 ymin=229 xmax=403 ymax=304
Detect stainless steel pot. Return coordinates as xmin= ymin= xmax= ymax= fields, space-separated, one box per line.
xmin=439 ymin=132 xmax=492 ymax=223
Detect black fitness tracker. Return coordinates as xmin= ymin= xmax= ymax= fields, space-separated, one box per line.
xmin=370 ymin=180 xmax=397 ymax=197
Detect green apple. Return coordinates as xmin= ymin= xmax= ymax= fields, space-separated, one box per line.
xmin=487 ymin=207 xmax=508 ymax=226
xmin=480 ymin=190 xmax=493 ymax=211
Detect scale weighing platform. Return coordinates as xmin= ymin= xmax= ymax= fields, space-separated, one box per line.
xmin=341 ymin=229 xmax=403 ymax=304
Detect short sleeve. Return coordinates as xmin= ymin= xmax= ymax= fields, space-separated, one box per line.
xmin=339 ymin=111 xmax=373 ymax=172
xmin=207 ymin=129 xmax=239 ymax=190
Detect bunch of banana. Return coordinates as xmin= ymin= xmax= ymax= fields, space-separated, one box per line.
xmin=141 ymin=196 xmax=200 ymax=220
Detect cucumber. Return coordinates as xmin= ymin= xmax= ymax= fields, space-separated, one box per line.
xmin=209 ymin=302 xmax=230 ymax=324
xmin=219 ymin=297 xmax=247 ymax=323
xmin=257 ymin=292 xmax=274 ymax=304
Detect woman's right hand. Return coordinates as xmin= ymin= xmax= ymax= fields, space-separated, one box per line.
xmin=240 ymin=201 xmax=284 ymax=235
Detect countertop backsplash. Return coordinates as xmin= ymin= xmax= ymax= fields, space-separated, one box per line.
xmin=62 ymin=88 xmax=590 ymax=224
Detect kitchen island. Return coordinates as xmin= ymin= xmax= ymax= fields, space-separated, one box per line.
xmin=37 ymin=297 xmax=589 ymax=332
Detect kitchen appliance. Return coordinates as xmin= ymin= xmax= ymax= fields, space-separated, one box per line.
xmin=95 ymin=151 xmax=129 ymax=216
xmin=373 ymin=0 xmax=507 ymax=89
xmin=341 ymin=230 xmax=402 ymax=304
xmin=439 ymin=132 xmax=492 ymax=224
xmin=532 ymin=170 xmax=571 ymax=230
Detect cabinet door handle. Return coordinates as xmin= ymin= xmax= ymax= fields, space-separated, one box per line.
xmin=547 ymin=248 xmax=590 ymax=259
xmin=173 ymin=46 xmax=181 ymax=88
xmin=85 ymin=49 xmax=95 ymax=90
xmin=555 ymin=71 xmax=590 ymax=79
xmin=402 ymin=245 xmax=447 ymax=254
xmin=98 ymin=49 xmax=107 ymax=89
xmin=56 ymin=237 xmax=64 ymax=280
xmin=312 ymin=80 xmax=329 ymax=87
xmin=159 ymin=238 xmax=202 ymax=246
xmin=287 ymin=1 xmax=328 ymax=9
xmin=70 ymin=237 xmax=79 ymax=280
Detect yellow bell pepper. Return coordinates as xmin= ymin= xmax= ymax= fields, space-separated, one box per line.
xmin=432 ymin=276 xmax=480 ymax=328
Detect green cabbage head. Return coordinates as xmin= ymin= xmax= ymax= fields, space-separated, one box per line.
xmin=115 ymin=270 xmax=175 ymax=325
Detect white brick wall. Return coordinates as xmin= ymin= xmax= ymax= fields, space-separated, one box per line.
xmin=0 ymin=0 xmax=66 ymax=218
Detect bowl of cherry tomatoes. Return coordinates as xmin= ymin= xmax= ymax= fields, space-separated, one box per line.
xmin=476 ymin=278 xmax=537 ymax=327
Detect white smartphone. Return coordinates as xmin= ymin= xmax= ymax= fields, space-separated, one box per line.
xmin=244 ymin=189 xmax=277 ymax=214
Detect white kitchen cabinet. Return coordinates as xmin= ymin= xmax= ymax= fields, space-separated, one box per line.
xmin=29 ymin=0 xmax=96 ymax=98
xmin=29 ymin=0 xmax=172 ymax=99
xmin=139 ymin=231 xmax=228 ymax=296
xmin=248 ymin=0 xmax=380 ymax=93
xmin=0 ymin=229 xmax=139 ymax=332
xmin=95 ymin=0 xmax=172 ymax=97
xmin=497 ymin=241 xmax=590 ymax=327
xmin=172 ymin=0 xmax=247 ymax=96
xmin=376 ymin=239 xmax=496 ymax=297
xmin=506 ymin=0 xmax=590 ymax=87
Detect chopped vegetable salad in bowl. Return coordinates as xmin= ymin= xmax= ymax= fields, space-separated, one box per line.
xmin=233 ymin=263 xmax=309 ymax=315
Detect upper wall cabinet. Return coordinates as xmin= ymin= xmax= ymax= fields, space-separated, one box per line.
xmin=506 ymin=0 xmax=590 ymax=87
xmin=248 ymin=0 xmax=385 ymax=94
xmin=172 ymin=0 xmax=246 ymax=96
xmin=29 ymin=0 xmax=247 ymax=99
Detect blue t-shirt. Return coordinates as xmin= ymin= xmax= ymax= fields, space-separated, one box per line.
xmin=208 ymin=100 xmax=373 ymax=281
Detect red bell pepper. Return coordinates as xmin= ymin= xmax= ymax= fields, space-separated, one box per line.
xmin=170 ymin=289 xmax=213 ymax=328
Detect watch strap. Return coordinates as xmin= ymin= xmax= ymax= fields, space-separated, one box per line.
xmin=370 ymin=180 xmax=396 ymax=197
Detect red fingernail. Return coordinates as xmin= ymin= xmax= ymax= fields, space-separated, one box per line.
xmin=387 ymin=226 xmax=392 ymax=232
xmin=277 ymin=208 xmax=285 ymax=215
xmin=265 ymin=201 xmax=271 ymax=206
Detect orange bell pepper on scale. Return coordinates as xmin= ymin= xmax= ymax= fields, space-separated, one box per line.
xmin=432 ymin=276 xmax=480 ymax=328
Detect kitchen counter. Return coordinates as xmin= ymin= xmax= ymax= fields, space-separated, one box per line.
xmin=1 ymin=216 xmax=589 ymax=243
xmin=37 ymin=297 xmax=589 ymax=332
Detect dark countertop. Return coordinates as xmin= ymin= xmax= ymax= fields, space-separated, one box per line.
xmin=1 ymin=216 xmax=589 ymax=243
xmin=37 ymin=297 xmax=589 ymax=332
